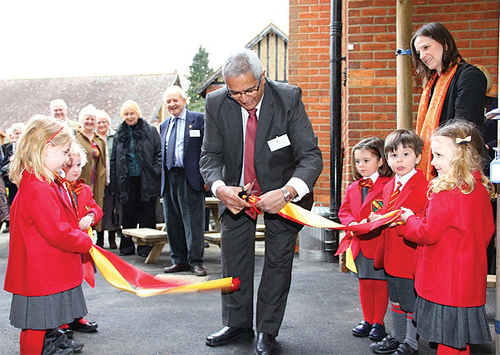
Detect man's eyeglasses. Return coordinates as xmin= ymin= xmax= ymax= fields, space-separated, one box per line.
xmin=227 ymin=76 xmax=262 ymax=99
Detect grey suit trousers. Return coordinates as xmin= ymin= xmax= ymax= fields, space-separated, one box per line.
xmin=220 ymin=211 xmax=299 ymax=336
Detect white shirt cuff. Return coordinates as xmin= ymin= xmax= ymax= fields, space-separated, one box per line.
xmin=211 ymin=180 xmax=226 ymax=198
xmin=286 ymin=177 xmax=309 ymax=202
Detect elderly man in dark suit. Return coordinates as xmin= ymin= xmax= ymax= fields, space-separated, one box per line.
xmin=160 ymin=86 xmax=207 ymax=276
xmin=200 ymin=49 xmax=323 ymax=355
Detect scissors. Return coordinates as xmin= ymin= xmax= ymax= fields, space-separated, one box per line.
xmin=238 ymin=179 xmax=258 ymax=201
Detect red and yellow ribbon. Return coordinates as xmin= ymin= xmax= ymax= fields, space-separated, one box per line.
xmin=246 ymin=195 xmax=403 ymax=274
xmin=83 ymin=195 xmax=400 ymax=296
xmin=247 ymin=194 xmax=402 ymax=234
xmin=87 ymin=245 xmax=239 ymax=297
xmin=82 ymin=225 xmax=239 ymax=297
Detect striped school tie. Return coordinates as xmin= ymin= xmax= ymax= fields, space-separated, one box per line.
xmin=387 ymin=181 xmax=402 ymax=211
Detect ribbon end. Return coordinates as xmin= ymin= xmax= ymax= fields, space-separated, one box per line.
xmin=230 ymin=277 xmax=241 ymax=292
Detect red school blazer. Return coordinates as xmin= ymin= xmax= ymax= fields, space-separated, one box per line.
xmin=75 ymin=183 xmax=103 ymax=225
xmin=405 ymin=172 xmax=494 ymax=307
xmin=374 ymin=170 xmax=429 ymax=279
xmin=338 ymin=176 xmax=391 ymax=260
xmin=4 ymin=171 xmax=93 ymax=297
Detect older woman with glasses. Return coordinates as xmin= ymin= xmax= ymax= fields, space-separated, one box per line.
xmin=76 ymin=104 xmax=106 ymax=246
xmin=95 ymin=109 xmax=121 ymax=249
xmin=110 ymin=100 xmax=162 ymax=256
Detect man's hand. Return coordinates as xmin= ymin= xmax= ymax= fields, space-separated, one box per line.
xmin=216 ymin=184 xmax=251 ymax=215
xmin=255 ymin=186 xmax=297 ymax=214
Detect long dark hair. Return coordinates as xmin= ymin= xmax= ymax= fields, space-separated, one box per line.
xmin=411 ymin=22 xmax=463 ymax=83
xmin=351 ymin=137 xmax=393 ymax=180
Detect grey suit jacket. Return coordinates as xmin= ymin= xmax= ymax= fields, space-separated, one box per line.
xmin=200 ymin=78 xmax=323 ymax=215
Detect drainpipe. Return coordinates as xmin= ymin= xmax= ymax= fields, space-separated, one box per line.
xmin=324 ymin=0 xmax=343 ymax=263
xmin=396 ymin=0 xmax=413 ymax=130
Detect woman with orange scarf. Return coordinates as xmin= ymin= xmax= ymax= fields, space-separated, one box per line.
xmin=411 ymin=22 xmax=487 ymax=180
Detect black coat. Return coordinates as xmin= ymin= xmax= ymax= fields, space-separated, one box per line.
xmin=110 ymin=118 xmax=161 ymax=205
xmin=440 ymin=62 xmax=487 ymax=132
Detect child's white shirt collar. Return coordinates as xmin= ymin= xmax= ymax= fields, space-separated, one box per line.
xmin=362 ymin=171 xmax=379 ymax=184
xmin=395 ymin=169 xmax=417 ymax=190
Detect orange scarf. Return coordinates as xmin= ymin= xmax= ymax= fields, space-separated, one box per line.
xmin=416 ymin=63 xmax=458 ymax=180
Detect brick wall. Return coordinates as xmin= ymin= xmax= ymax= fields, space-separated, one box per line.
xmin=289 ymin=0 xmax=499 ymax=203
xmin=289 ymin=0 xmax=333 ymax=205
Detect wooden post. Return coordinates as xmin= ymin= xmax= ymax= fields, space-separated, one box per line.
xmin=396 ymin=0 xmax=413 ymax=130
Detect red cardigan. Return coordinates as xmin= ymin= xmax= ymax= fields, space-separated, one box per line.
xmin=338 ymin=176 xmax=391 ymax=260
xmin=405 ymin=173 xmax=494 ymax=307
xmin=374 ymin=170 xmax=428 ymax=279
xmin=4 ymin=171 xmax=93 ymax=297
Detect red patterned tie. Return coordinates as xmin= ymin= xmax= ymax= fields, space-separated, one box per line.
xmin=244 ymin=108 xmax=261 ymax=196
xmin=359 ymin=178 xmax=373 ymax=203
xmin=358 ymin=178 xmax=373 ymax=190
xmin=387 ymin=181 xmax=402 ymax=211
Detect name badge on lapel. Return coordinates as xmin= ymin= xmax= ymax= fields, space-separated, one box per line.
xmin=189 ymin=129 xmax=201 ymax=137
xmin=267 ymin=134 xmax=291 ymax=152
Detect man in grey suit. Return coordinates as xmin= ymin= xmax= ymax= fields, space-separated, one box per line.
xmin=200 ymin=49 xmax=323 ymax=355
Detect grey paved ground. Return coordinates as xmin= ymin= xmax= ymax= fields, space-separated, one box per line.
xmin=0 ymin=232 xmax=495 ymax=354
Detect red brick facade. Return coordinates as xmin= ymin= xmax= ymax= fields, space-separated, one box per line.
xmin=289 ymin=0 xmax=499 ymax=203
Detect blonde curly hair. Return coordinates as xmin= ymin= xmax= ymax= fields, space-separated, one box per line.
xmin=429 ymin=119 xmax=495 ymax=198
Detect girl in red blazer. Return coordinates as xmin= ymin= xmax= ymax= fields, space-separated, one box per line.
xmin=3 ymin=116 xmax=93 ymax=355
xmin=402 ymin=120 xmax=495 ymax=355
xmin=339 ymin=137 xmax=393 ymax=341
xmin=59 ymin=143 xmax=103 ymax=336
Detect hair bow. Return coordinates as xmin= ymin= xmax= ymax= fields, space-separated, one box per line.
xmin=455 ymin=136 xmax=471 ymax=145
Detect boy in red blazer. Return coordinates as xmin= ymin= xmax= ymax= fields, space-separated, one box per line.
xmin=370 ymin=130 xmax=428 ymax=355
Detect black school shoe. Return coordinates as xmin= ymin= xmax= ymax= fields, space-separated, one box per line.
xmin=394 ymin=342 xmax=418 ymax=355
xmin=58 ymin=327 xmax=74 ymax=339
xmin=370 ymin=334 xmax=401 ymax=354
xmin=352 ymin=320 xmax=371 ymax=337
xmin=69 ymin=318 xmax=98 ymax=332
xmin=42 ymin=337 xmax=74 ymax=355
xmin=368 ymin=323 xmax=386 ymax=341
xmin=50 ymin=331 xmax=84 ymax=352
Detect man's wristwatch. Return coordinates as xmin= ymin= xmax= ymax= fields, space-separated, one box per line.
xmin=280 ymin=187 xmax=293 ymax=202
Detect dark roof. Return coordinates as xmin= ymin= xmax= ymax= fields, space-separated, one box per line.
xmin=0 ymin=73 xmax=180 ymax=130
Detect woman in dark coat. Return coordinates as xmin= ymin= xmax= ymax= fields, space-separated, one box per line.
xmin=110 ymin=100 xmax=162 ymax=256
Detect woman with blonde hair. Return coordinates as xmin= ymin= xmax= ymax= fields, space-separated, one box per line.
xmin=110 ymin=100 xmax=161 ymax=256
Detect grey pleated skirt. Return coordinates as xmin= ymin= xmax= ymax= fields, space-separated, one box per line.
xmin=10 ymin=285 xmax=87 ymax=330
xmin=354 ymin=250 xmax=387 ymax=280
xmin=414 ymin=296 xmax=492 ymax=349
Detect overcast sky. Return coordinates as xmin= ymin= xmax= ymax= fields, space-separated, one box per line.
xmin=0 ymin=0 xmax=289 ymax=88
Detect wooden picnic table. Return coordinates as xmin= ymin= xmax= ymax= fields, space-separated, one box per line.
xmin=121 ymin=228 xmax=168 ymax=264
